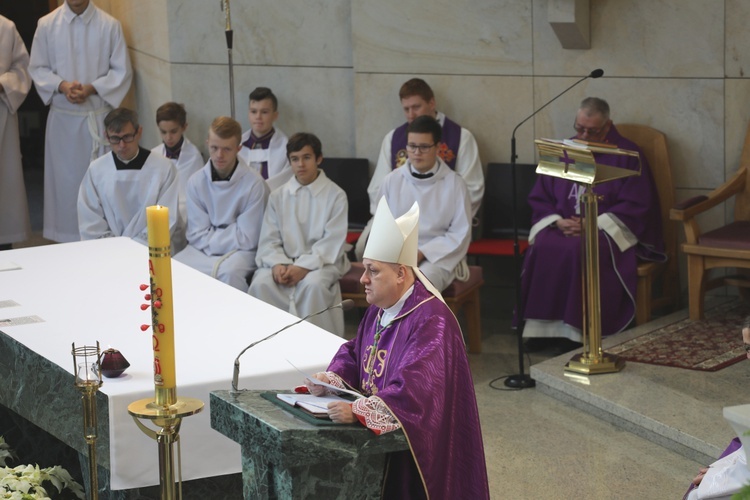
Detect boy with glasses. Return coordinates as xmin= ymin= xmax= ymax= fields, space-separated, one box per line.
xmin=375 ymin=115 xmax=471 ymax=292
xmin=367 ymin=78 xmax=483 ymax=217
xmin=77 ymin=107 xmax=181 ymax=247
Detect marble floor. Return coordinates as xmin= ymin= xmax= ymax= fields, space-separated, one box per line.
xmin=10 ymin=164 xmax=716 ymax=499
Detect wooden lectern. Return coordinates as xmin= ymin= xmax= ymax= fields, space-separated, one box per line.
xmin=534 ymin=139 xmax=641 ymax=375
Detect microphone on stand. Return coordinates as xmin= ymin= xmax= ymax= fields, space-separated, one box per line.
xmin=231 ymin=299 xmax=355 ymax=393
xmin=220 ymin=0 xmax=236 ymax=118
xmin=505 ymin=69 xmax=604 ymax=389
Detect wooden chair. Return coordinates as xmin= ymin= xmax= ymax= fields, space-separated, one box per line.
xmin=670 ymin=125 xmax=750 ymax=320
xmin=340 ymin=263 xmax=485 ymax=353
xmin=617 ymin=124 xmax=680 ymax=324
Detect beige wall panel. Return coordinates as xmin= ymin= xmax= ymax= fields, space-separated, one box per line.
xmin=168 ymin=0 xmax=352 ymax=67
xmin=725 ymin=79 xmax=750 ymax=183
xmin=533 ymin=0 xmax=724 ymax=78
xmin=111 ymin=0 xmax=170 ymax=60
xmin=352 ymin=0 xmax=532 ymax=75
xmin=726 ymin=0 xmax=750 ymax=78
xmin=130 ymin=51 xmax=175 ymax=151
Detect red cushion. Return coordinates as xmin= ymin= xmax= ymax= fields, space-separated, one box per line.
xmin=699 ymin=221 xmax=750 ymax=250
xmin=468 ymin=238 xmax=529 ymax=256
xmin=346 ymin=231 xmax=362 ymax=245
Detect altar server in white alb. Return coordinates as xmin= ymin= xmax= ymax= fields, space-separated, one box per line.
xmin=78 ymin=108 xmax=181 ymax=246
xmin=151 ymin=102 xmax=204 ymax=224
xmin=238 ymin=86 xmax=292 ymax=191
xmin=174 ymin=117 xmax=269 ymax=291
xmin=368 ymin=78 xmax=483 ymax=217
xmin=0 ymin=16 xmax=32 ymax=250
xmin=29 ymin=0 xmax=132 ymax=243
xmin=249 ymin=133 xmax=350 ymax=336
xmin=377 ymin=115 xmax=471 ymax=292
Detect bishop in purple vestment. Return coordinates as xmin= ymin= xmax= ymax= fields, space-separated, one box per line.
xmin=307 ymin=199 xmax=489 ymax=500
xmin=520 ymin=97 xmax=665 ymax=342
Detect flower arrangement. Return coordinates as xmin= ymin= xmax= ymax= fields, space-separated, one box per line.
xmin=0 ymin=437 xmax=84 ymax=500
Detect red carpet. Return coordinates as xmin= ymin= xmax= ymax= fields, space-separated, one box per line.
xmin=607 ymin=300 xmax=750 ymax=371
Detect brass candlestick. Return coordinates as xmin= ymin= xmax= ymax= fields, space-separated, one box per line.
xmin=71 ymin=342 xmax=103 ymax=500
xmin=128 ymin=391 xmax=204 ymax=500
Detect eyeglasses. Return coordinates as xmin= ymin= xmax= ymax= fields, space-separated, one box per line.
xmin=107 ymin=133 xmax=137 ymax=145
xmin=573 ymin=122 xmax=605 ymax=137
xmin=406 ymin=143 xmax=436 ymax=154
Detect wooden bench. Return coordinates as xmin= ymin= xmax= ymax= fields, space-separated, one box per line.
xmin=340 ymin=263 xmax=485 ymax=353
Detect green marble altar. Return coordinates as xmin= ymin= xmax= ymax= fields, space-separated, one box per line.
xmin=0 ymin=328 xmax=243 ymax=499
xmin=211 ymin=390 xmax=409 ymax=500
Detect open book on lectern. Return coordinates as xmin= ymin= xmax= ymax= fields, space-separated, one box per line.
xmin=534 ymin=138 xmax=641 ymax=186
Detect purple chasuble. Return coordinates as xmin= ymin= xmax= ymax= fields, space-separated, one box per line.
xmin=242 ymin=128 xmax=275 ymax=179
xmin=683 ymin=438 xmax=742 ymax=499
xmin=519 ymin=124 xmax=665 ymax=336
xmin=391 ymin=116 xmax=461 ymax=170
xmin=327 ymin=281 xmax=490 ymax=500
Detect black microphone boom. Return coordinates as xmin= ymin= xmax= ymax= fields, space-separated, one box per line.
xmin=505 ymin=69 xmax=604 ymax=389
xmin=511 ymin=69 xmax=605 ymax=148
xmin=231 ymin=299 xmax=355 ymax=392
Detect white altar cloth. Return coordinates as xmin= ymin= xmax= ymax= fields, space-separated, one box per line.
xmin=0 ymin=238 xmax=346 ymax=490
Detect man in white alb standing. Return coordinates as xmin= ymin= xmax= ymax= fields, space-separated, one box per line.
xmin=29 ymin=0 xmax=132 ymax=242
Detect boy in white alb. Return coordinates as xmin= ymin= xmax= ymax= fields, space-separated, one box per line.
xmin=248 ymin=133 xmax=350 ymax=336
xmin=377 ymin=115 xmax=471 ymax=292
xmin=174 ymin=117 xmax=269 ymax=291
xmin=238 ymin=87 xmax=292 ymax=191
xmin=151 ymin=102 xmax=204 ymax=223
xmin=78 ymin=107 xmax=180 ymax=245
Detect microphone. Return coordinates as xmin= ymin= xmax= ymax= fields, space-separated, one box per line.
xmin=511 ymin=68 xmax=605 ymax=143
xmin=504 ymin=68 xmax=604 ymax=390
xmin=231 ymin=299 xmax=355 ymax=393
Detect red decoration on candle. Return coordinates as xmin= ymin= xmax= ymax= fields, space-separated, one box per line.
xmin=144 ymin=294 xmax=151 ymax=300
xmin=154 ymin=300 xmax=162 ymax=309
xmin=140 ymin=284 xmax=149 ymax=291
xmin=140 ymin=324 xmax=150 ymax=331
xmin=140 ymin=304 xmax=150 ymax=311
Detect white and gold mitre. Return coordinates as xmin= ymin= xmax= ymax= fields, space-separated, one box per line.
xmin=363 ymin=198 xmax=419 ymax=266
xmin=363 ymin=197 xmax=444 ymax=302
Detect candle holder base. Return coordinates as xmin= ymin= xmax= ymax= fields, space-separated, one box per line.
xmin=564 ymin=352 xmax=625 ymax=375
xmin=128 ymin=397 xmax=203 ymax=500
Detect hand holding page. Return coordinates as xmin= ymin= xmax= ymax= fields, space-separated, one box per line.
xmin=286 ymin=359 xmax=363 ymax=399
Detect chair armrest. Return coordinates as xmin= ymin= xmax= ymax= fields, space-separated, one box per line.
xmin=670 ymin=168 xmax=747 ymax=221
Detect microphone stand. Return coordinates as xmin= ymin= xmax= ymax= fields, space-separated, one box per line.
xmin=232 ymin=300 xmax=355 ymax=393
xmin=504 ymin=70 xmax=604 ymax=389
xmin=221 ymin=0 xmax=235 ymax=119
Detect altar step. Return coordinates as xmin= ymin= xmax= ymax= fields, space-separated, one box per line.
xmin=530 ymin=303 xmax=749 ymax=465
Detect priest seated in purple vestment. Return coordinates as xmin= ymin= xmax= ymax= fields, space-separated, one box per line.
xmin=305 ymin=197 xmax=490 ymax=500
xmin=520 ymin=97 xmax=666 ymax=352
